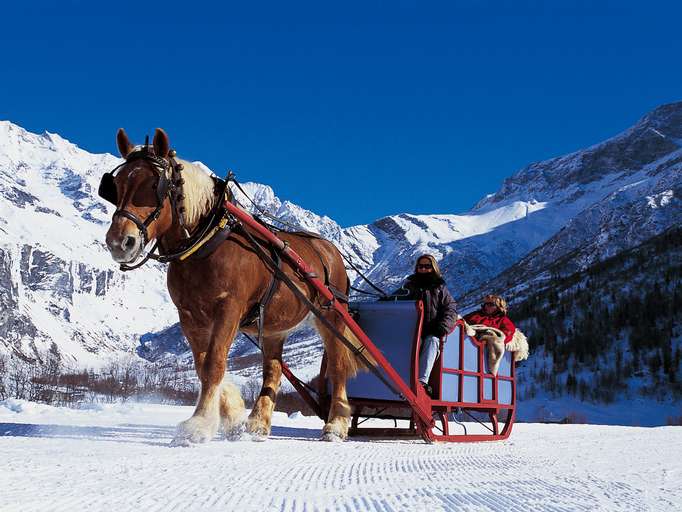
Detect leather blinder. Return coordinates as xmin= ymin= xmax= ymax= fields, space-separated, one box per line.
xmin=98 ymin=172 xmax=118 ymax=205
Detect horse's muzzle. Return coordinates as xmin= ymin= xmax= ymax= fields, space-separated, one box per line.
xmin=106 ymin=230 xmax=142 ymax=264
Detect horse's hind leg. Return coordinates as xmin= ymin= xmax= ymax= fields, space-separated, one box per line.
xmin=315 ymin=316 xmax=355 ymax=441
xmin=246 ymin=334 xmax=286 ymax=439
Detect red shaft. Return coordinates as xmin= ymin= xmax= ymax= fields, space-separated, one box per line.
xmin=224 ymin=201 xmax=434 ymax=427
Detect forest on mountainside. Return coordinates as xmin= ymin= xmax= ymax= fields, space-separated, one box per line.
xmin=511 ymin=226 xmax=682 ymax=404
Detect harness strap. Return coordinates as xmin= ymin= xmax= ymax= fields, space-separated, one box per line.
xmin=239 ymin=227 xmax=402 ymax=398
xmin=239 ymin=241 xmax=282 ymax=331
xmin=296 ymin=236 xmax=336 ymax=306
xmin=113 ymin=209 xmax=151 ymax=245
xmin=340 ymin=251 xmax=388 ymax=298
xmin=327 ymin=284 xmax=349 ymax=304
xmin=186 ymin=214 xmax=233 ymax=260
xmin=305 ymin=238 xmax=330 ymax=285
xmin=154 ymin=178 xmax=233 ymax=263
xmin=229 ymin=174 xmax=389 ymax=300
xmin=257 ymin=246 xmax=282 ymax=344
xmin=119 ymin=242 xmax=159 ymax=272
xmin=241 ymin=331 xmax=320 ymax=396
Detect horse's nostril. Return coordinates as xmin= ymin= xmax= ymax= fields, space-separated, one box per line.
xmin=122 ymin=236 xmax=137 ymax=251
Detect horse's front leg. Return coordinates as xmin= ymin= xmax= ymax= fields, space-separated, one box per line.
xmin=172 ymin=309 xmax=245 ymax=446
xmin=246 ymin=335 xmax=286 ymax=439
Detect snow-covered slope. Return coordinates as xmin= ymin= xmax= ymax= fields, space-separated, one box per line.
xmin=0 ymin=121 xmax=178 ymax=367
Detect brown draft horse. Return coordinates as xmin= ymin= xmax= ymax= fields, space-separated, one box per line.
xmin=103 ymin=128 xmax=359 ymax=443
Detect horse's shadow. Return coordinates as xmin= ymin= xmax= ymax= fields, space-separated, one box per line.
xmin=268 ymin=424 xmax=323 ymax=441
xmin=0 ymin=422 xmax=174 ymax=447
xmin=0 ymin=420 xmax=385 ymax=445
xmin=0 ymin=422 xmax=332 ymax=445
xmin=268 ymin=425 xmax=397 ymax=443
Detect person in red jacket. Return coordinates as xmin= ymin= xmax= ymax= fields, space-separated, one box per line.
xmin=464 ymin=294 xmax=515 ymax=344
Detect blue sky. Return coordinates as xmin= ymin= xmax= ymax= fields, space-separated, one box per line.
xmin=1 ymin=1 xmax=680 ymax=226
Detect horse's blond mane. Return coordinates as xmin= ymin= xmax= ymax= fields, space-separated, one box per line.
xmin=177 ymin=159 xmax=217 ymax=228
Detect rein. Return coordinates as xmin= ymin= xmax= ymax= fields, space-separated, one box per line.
xmin=103 ymin=157 xmax=388 ymax=300
xmin=230 ymin=176 xmax=388 ymax=298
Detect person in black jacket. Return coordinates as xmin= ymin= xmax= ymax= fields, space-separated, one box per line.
xmin=391 ymin=254 xmax=458 ymax=395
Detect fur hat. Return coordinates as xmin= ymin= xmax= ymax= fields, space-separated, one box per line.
xmin=482 ymin=294 xmax=508 ymax=315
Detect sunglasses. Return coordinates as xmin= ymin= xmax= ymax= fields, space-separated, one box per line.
xmin=483 ymin=302 xmax=497 ymax=307
xmin=417 ymin=264 xmax=433 ymax=270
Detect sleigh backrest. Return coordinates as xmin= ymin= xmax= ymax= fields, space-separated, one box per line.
xmin=346 ymin=300 xmax=422 ymax=401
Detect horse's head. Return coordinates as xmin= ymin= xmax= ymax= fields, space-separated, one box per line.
xmin=100 ymin=128 xmax=177 ymax=264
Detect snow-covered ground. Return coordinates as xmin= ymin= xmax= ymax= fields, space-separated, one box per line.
xmin=1 ymin=400 xmax=680 ymax=511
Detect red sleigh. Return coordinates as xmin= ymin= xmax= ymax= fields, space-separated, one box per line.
xmin=227 ymin=201 xmax=516 ymax=443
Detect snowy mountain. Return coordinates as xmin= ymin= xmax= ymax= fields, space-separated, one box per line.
xmin=507 ymin=226 xmax=682 ymax=422
xmin=0 ymin=121 xmax=176 ymax=367
xmin=0 ymin=103 xmax=680 ymax=396
xmin=354 ymin=102 xmax=682 ymax=304
xmin=460 ymin=102 xmax=682 ymax=307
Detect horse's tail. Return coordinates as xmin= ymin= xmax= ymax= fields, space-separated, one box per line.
xmin=341 ymin=325 xmax=377 ymax=375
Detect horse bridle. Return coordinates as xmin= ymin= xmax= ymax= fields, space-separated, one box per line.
xmin=100 ymin=144 xmax=240 ymax=271
xmin=98 ymin=144 xmax=191 ymax=267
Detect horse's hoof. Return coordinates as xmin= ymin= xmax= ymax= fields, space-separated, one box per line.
xmin=169 ymin=437 xmax=191 ymax=448
xmin=320 ymin=431 xmax=345 ymax=442
xmin=245 ymin=419 xmax=271 ymax=440
xmin=224 ymin=421 xmax=247 ymax=441
xmin=250 ymin=432 xmax=268 ymax=442
xmin=322 ymin=418 xmax=349 ymax=442
xmin=172 ymin=416 xmax=217 ymax=445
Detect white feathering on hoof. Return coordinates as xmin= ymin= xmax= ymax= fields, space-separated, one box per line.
xmin=224 ymin=421 xmax=247 ymax=441
xmin=172 ymin=415 xmax=219 ymax=446
xmin=249 ymin=432 xmax=269 ymax=443
xmin=220 ymin=378 xmax=246 ymax=438
xmin=321 ymin=418 xmax=349 ymax=442
xmin=169 ymin=437 xmax=192 ymax=448
xmin=320 ymin=431 xmax=345 ymax=443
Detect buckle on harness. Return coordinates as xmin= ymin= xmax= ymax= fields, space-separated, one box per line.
xmin=320 ymin=297 xmax=335 ymax=310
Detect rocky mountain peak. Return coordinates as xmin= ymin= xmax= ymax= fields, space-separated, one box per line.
xmin=475 ymin=102 xmax=682 ymax=210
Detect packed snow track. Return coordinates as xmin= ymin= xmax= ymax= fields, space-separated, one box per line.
xmin=1 ymin=401 xmax=679 ymax=511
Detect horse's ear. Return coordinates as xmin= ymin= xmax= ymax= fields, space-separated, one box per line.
xmin=116 ymin=128 xmax=133 ymax=158
xmin=153 ymin=128 xmax=170 ymax=158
